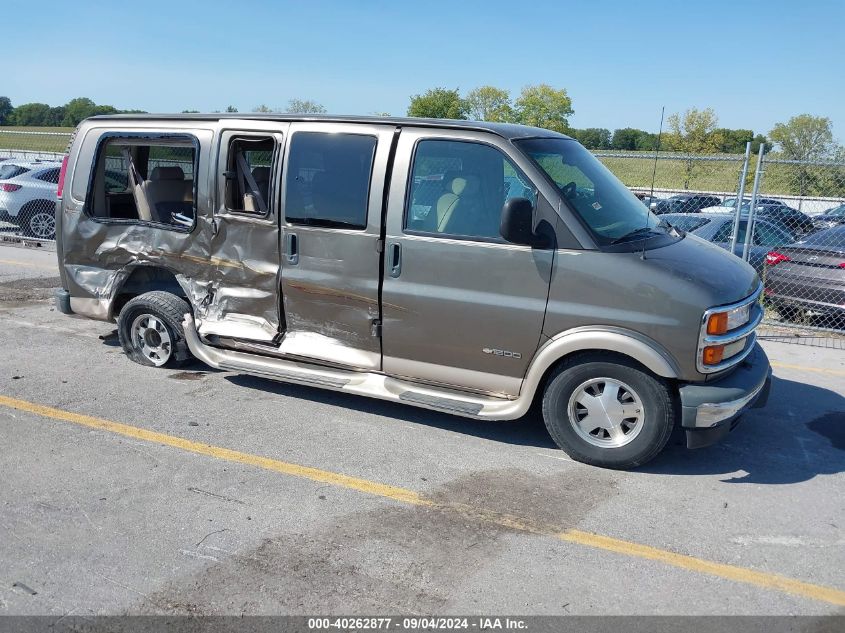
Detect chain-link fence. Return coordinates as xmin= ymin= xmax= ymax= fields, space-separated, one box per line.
xmin=752 ymin=155 xmax=845 ymax=344
xmin=595 ymin=148 xmax=845 ymax=344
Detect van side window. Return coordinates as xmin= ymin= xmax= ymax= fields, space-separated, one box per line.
xmin=405 ymin=140 xmax=536 ymax=241
xmin=224 ymin=136 xmax=274 ymax=215
xmin=89 ymin=137 xmax=196 ymax=229
xmin=284 ymin=132 xmax=376 ymax=229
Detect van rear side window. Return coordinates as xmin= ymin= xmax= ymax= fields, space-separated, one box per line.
xmin=88 ymin=136 xmax=197 ymax=230
xmin=224 ymin=136 xmax=274 ymax=215
xmin=284 ymin=132 xmax=376 ymax=229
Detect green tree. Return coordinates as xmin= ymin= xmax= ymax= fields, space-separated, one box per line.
xmin=666 ymin=108 xmax=722 ymax=154
xmin=286 ymin=99 xmax=327 ymax=114
xmin=666 ymin=108 xmax=723 ymax=189
xmin=570 ymin=128 xmax=611 ymax=149
xmin=635 ymin=131 xmax=658 ymax=151
xmin=465 ymin=86 xmax=514 ymax=122
xmin=46 ymin=106 xmax=66 ymax=126
xmin=225 ymin=105 xmax=239 ymax=113
xmin=750 ymin=134 xmax=771 ymax=155
xmin=61 ymin=97 xmax=118 ymax=126
xmin=513 ymin=84 xmax=573 ymax=132
xmin=0 ymin=97 xmax=12 ymax=125
xmin=252 ymin=104 xmax=273 ymax=113
xmin=407 ymin=88 xmax=467 ymax=119
xmin=611 ymin=128 xmax=647 ymax=150
xmin=713 ymin=128 xmax=753 ymax=154
xmin=182 ymin=109 xmax=200 ymax=113
xmin=769 ymin=114 xmax=834 ymax=161
xmin=769 ymin=115 xmax=836 ymax=197
xmin=8 ymin=103 xmax=52 ymax=126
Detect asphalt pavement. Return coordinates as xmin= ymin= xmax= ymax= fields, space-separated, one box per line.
xmin=0 ymin=243 xmax=843 ymax=617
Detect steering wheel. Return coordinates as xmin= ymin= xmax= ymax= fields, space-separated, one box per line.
xmin=560 ymin=181 xmax=577 ymax=199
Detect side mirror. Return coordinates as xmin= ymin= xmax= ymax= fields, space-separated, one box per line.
xmin=499 ymin=197 xmax=536 ymax=245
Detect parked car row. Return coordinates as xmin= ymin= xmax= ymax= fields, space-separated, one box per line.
xmin=764 ymin=225 xmax=845 ymax=323
xmin=0 ymin=159 xmax=61 ymax=239
xmin=814 ymin=203 xmax=845 ymax=228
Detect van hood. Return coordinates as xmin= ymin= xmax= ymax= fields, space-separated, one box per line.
xmin=643 ymin=233 xmax=760 ymax=305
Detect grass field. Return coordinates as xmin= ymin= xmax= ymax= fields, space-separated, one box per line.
xmin=598 ymin=154 xmax=746 ymax=193
xmin=0 ymin=126 xmax=74 ymax=153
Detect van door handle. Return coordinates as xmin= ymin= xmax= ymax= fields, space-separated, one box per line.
xmin=285 ymin=233 xmax=299 ymax=265
xmin=389 ymin=242 xmax=402 ymax=277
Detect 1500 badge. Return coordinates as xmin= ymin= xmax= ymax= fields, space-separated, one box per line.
xmin=482 ymin=347 xmax=522 ymax=359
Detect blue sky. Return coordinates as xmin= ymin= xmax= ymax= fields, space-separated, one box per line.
xmin=6 ymin=0 xmax=842 ymax=138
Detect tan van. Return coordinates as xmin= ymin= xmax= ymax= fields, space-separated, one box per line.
xmin=55 ymin=114 xmax=771 ymax=468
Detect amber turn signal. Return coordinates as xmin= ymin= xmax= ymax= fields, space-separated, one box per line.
xmin=706 ymin=312 xmax=728 ymax=336
xmin=702 ymin=345 xmax=725 ymax=366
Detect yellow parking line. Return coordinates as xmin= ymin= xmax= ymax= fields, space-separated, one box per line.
xmin=0 ymin=258 xmax=57 ymax=272
xmin=1 ymin=393 xmax=844 ymax=607
xmin=771 ymin=361 xmax=845 ymax=378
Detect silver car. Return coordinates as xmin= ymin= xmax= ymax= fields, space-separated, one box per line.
xmin=0 ymin=159 xmax=62 ymax=239
xmin=54 ymin=114 xmax=771 ymax=469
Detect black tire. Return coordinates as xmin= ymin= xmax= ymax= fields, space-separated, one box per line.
xmin=18 ymin=200 xmax=56 ymax=240
xmin=541 ymin=353 xmax=675 ymax=469
xmin=117 ymin=291 xmax=192 ymax=368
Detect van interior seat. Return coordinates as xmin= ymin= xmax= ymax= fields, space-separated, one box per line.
xmin=434 ymin=174 xmax=481 ymax=234
xmin=143 ymin=166 xmax=193 ymax=222
xmin=251 ymin=166 xmax=270 ymax=205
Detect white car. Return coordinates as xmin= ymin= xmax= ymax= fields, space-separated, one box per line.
xmin=0 ymin=159 xmax=62 ymax=239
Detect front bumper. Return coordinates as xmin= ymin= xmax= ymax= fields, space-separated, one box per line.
xmin=679 ymin=342 xmax=771 ymax=449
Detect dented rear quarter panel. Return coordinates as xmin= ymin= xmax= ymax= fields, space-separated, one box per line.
xmin=59 ymin=120 xmax=284 ymax=334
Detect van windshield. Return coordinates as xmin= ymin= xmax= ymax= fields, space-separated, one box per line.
xmin=515 ymin=138 xmax=664 ymax=245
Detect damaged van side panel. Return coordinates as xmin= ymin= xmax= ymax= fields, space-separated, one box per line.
xmin=60 ymin=121 xmax=285 ymax=338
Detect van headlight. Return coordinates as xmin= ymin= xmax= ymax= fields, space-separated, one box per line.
xmin=697 ymin=286 xmax=763 ymax=373
xmin=705 ymin=303 xmax=750 ymax=336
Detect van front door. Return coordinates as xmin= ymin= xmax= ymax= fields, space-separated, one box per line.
xmin=381 ymin=130 xmax=554 ymax=396
xmin=277 ymin=122 xmax=395 ymax=370
xmin=198 ymin=124 xmax=287 ymax=342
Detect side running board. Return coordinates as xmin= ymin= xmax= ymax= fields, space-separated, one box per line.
xmin=182 ymin=315 xmax=525 ymax=421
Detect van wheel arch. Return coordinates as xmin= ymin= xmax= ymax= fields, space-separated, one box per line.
xmin=111 ymin=265 xmax=190 ymax=319
xmin=533 ymin=349 xmax=680 ymax=407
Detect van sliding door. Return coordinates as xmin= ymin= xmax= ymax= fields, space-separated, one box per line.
xmin=276 ymin=122 xmax=395 ymax=370
xmin=197 ymin=124 xmax=288 ymax=342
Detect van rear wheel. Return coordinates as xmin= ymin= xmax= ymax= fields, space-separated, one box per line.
xmin=117 ymin=291 xmax=192 ymax=368
xmin=541 ymin=354 xmax=674 ymax=469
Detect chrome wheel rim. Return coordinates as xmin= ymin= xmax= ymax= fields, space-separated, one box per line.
xmin=567 ymin=378 xmax=644 ymax=448
xmin=29 ymin=212 xmax=55 ymax=239
xmin=131 ymin=314 xmax=172 ymax=367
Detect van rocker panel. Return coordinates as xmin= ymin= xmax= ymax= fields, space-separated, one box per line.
xmin=183 ymin=315 xmax=680 ymax=421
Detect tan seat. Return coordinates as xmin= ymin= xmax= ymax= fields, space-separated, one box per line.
xmin=434 ymin=175 xmax=481 ymax=233
xmin=142 ymin=166 xmax=193 ymax=223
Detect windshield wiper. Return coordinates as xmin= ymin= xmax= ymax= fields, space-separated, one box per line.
xmin=610 ymin=226 xmax=663 ymax=244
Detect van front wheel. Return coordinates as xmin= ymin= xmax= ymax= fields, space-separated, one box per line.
xmin=117 ymin=291 xmax=192 ymax=368
xmin=541 ymin=355 xmax=674 ymax=469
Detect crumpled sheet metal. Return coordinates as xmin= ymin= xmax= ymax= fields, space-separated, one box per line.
xmin=61 ymin=199 xmax=281 ymax=336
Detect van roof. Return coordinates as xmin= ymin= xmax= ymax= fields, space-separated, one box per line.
xmin=85 ymin=113 xmax=572 ymax=141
